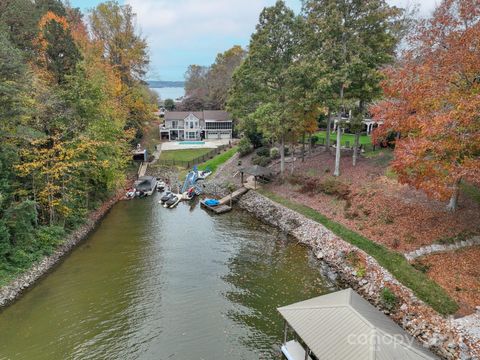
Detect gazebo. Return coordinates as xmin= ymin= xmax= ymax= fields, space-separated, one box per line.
xmin=240 ymin=165 xmax=272 ymax=189
xmin=278 ymin=288 xmax=438 ymax=360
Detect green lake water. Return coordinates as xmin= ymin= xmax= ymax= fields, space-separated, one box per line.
xmin=0 ymin=194 xmax=333 ymax=359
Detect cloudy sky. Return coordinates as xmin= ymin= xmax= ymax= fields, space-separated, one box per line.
xmin=71 ymin=0 xmax=439 ymax=81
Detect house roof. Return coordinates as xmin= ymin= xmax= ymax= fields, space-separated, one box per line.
xmin=278 ymin=288 xmax=438 ymax=360
xmin=203 ymin=110 xmax=231 ymax=121
xmin=165 ymin=111 xmax=203 ymax=120
xmin=164 ymin=110 xmax=231 ymax=122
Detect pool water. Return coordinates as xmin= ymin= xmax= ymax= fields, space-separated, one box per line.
xmin=178 ymin=141 xmax=205 ymax=145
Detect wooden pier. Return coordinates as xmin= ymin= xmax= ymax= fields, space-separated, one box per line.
xmin=201 ymin=187 xmax=249 ymax=214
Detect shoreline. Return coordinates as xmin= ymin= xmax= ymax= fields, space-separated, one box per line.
xmin=0 ymin=191 xmax=124 ymax=310
xmin=238 ymin=190 xmax=480 ymax=360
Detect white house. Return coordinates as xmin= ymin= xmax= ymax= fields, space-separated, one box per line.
xmin=159 ymin=110 xmax=233 ymax=141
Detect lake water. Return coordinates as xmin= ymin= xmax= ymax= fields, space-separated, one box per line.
xmin=151 ymin=87 xmax=185 ymax=101
xmin=0 ymin=194 xmax=334 ymax=359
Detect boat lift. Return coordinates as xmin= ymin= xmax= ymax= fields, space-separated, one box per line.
xmin=277 ymin=288 xmax=438 ymax=360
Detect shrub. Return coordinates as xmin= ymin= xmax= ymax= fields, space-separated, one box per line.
xmin=319 ymin=178 xmax=350 ymax=199
xmin=310 ymin=134 xmax=319 ymax=145
xmin=252 ymin=154 xmax=271 ymax=167
xmin=299 ymin=177 xmax=321 ymax=193
xmin=380 ymin=287 xmax=398 ymax=311
xmin=412 ymin=260 xmax=431 ymax=274
xmin=379 ymin=210 xmax=394 ymax=225
xmin=270 ymin=147 xmax=279 ymax=159
xmin=238 ymin=137 xmax=253 ymax=156
xmin=36 ymin=225 xmax=65 ymax=253
xmin=287 ymin=174 xmax=303 ymax=185
xmin=256 ymin=147 xmax=270 ymax=157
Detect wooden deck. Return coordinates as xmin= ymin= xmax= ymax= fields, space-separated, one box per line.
xmin=200 ymin=187 xmax=249 ymax=215
xmin=200 ymin=201 xmax=232 ymax=214
xmin=218 ymin=187 xmax=248 ymax=205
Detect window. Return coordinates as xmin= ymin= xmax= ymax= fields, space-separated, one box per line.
xmin=205 ymin=121 xmax=232 ymax=130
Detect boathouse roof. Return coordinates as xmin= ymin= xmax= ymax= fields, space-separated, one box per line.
xmin=278 ymin=288 xmax=437 ymax=360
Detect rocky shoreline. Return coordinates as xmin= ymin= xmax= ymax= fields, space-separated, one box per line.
xmin=0 ymin=192 xmax=122 ymax=309
xmin=238 ymin=190 xmax=480 ymax=360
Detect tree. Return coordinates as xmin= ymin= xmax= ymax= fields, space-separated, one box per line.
xmin=164 ymin=98 xmax=175 ymax=111
xmin=37 ymin=11 xmax=82 ymax=84
xmin=89 ymin=1 xmax=149 ymax=85
xmin=207 ymin=45 xmax=246 ymax=109
xmin=229 ymin=1 xmax=298 ymax=176
xmin=183 ymin=46 xmax=246 ymax=111
xmin=372 ymin=0 xmax=480 ymax=211
xmin=302 ymin=0 xmax=403 ymax=175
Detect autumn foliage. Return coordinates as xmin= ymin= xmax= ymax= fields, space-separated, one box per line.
xmin=0 ymin=0 xmax=157 ymax=279
xmin=372 ymin=0 xmax=480 ymax=208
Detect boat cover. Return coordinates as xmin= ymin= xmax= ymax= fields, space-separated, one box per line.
xmin=204 ymin=199 xmax=220 ymax=207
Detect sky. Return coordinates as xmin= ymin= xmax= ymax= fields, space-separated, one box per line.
xmin=71 ymin=0 xmax=439 ymax=81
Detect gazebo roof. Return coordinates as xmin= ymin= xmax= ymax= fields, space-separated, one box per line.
xmin=240 ymin=165 xmax=272 ymax=177
xmin=278 ymin=288 xmax=437 ymax=360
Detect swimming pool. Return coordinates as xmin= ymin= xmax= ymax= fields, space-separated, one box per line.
xmin=178 ymin=141 xmax=205 ymax=145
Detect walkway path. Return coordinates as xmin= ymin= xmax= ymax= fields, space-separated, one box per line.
xmin=138 ymin=144 xmax=162 ymax=178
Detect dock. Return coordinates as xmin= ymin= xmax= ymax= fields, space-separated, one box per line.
xmin=201 ymin=187 xmax=249 ymax=214
xmin=218 ymin=187 xmax=248 ymax=205
xmin=200 ymin=202 xmax=232 ymax=214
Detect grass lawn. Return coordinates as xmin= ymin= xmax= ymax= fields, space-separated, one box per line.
xmin=315 ymin=130 xmax=372 ymax=146
xmin=198 ymin=146 xmax=238 ymax=173
xmin=258 ymin=189 xmax=459 ymax=315
xmin=161 ymin=148 xmax=213 ymax=162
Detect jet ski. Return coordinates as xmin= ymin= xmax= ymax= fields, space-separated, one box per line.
xmin=164 ymin=194 xmax=180 ymax=208
xmin=159 ymin=191 xmax=174 ymax=203
xmin=156 ymin=180 xmax=166 ymax=191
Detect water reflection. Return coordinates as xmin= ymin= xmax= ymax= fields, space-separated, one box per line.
xmin=221 ymin=220 xmax=334 ymax=358
xmin=0 ymin=196 xmax=334 ymax=359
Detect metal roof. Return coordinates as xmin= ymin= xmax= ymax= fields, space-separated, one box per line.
xmin=278 ymin=288 xmax=438 ymax=360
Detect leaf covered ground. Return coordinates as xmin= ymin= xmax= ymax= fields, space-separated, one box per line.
xmin=266 ymin=148 xmax=480 ymax=315
xmin=269 ymin=149 xmax=480 ymax=252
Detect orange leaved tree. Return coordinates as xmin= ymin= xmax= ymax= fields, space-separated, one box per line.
xmin=372 ymin=0 xmax=480 ymax=211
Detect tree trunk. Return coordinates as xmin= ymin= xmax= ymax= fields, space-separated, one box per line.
xmin=446 ymin=179 xmax=461 ymax=212
xmin=280 ymin=134 xmax=285 ymax=177
xmin=353 ymin=131 xmax=360 ymax=166
xmin=291 ymin=144 xmax=296 ymax=174
xmin=326 ymin=109 xmax=332 ymax=152
xmin=308 ymin=133 xmax=312 ymax=154
xmin=301 ymin=132 xmax=306 ymax=162
xmin=334 ymin=126 xmax=341 ymax=177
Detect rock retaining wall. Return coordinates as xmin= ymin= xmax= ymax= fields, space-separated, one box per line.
xmin=405 ymin=236 xmax=480 ymax=261
xmin=0 ymin=193 xmax=121 ymax=308
xmin=238 ymin=191 xmax=480 ymax=360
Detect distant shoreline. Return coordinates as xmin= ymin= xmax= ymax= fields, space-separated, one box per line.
xmin=147 ymin=80 xmax=184 ymax=88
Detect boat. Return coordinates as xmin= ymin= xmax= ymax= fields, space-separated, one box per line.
xmin=168 ymin=194 xmax=182 ymax=208
xmin=156 ymin=180 xmax=166 ymax=191
xmin=197 ymin=169 xmax=212 ymax=180
xmin=159 ymin=191 xmax=174 ymax=203
xmin=125 ymin=188 xmax=136 ymax=198
xmin=133 ymin=176 xmax=158 ymax=196
xmin=164 ymin=194 xmax=181 ymax=208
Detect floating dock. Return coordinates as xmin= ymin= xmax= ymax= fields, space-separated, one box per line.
xmin=218 ymin=187 xmax=248 ymax=205
xmin=201 ymin=187 xmax=249 ymax=214
xmin=200 ymin=201 xmax=232 ymax=214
